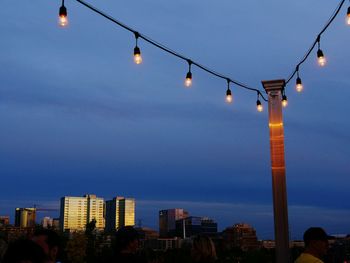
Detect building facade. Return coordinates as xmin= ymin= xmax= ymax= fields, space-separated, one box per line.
xmin=0 ymin=216 xmax=10 ymax=226
xmin=175 ymin=216 xmax=217 ymax=238
xmin=159 ymin=208 xmax=189 ymax=237
xmin=105 ymin=196 xmax=135 ymax=231
xmin=41 ymin=217 xmax=53 ymax=228
xmin=15 ymin=208 xmax=36 ymax=228
xmin=223 ymin=223 xmax=260 ymax=251
xmin=60 ymin=194 xmax=104 ymax=232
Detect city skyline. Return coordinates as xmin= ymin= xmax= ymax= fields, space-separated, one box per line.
xmin=1 ymin=0 xmax=349 ymax=241
xmin=1 ymin=195 xmax=350 ymax=240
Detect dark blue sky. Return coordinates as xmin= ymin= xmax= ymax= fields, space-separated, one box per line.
xmin=0 ymin=0 xmax=349 ymax=239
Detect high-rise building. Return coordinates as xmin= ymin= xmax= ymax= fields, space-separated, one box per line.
xmin=15 ymin=208 xmax=36 ymax=228
xmin=86 ymin=194 xmax=105 ymax=229
xmin=159 ymin=208 xmax=189 ymax=237
xmin=223 ymin=223 xmax=260 ymax=251
xmin=105 ymin=197 xmax=135 ymax=232
xmin=60 ymin=194 xmax=105 ymax=232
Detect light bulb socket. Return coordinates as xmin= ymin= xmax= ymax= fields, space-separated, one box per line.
xmin=282 ymin=95 xmax=287 ymax=101
xmin=226 ymin=88 xmax=232 ymax=96
xmin=134 ymin=46 xmax=141 ymax=55
xmin=59 ymin=5 xmax=67 ymax=16
xmin=186 ymin=71 xmax=192 ymax=79
xmin=296 ymin=77 xmax=302 ymax=85
xmin=256 ymin=100 xmax=261 ymax=106
xmin=317 ymin=49 xmax=324 ymax=58
xmin=347 ymin=6 xmax=350 ymax=16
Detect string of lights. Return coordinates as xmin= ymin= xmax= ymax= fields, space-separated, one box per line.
xmin=285 ymin=0 xmax=347 ymax=93
xmin=58 ymin=0 xmax=267 ymax=111
xmin=57 ymin=0 xmax=349 ymax=110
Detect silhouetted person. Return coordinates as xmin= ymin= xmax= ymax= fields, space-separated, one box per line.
xmin=114 ymin=226 xmax=146 ymax=263
xmin=32 ymin=229 xmax=61 ymax=263
xmin=295 ymin=227 xmax=333 ymax=263
xmin=191 ymin=235 xmax=217 ymax=263
xmin=3 ymin=239 xmax=47 ymax=263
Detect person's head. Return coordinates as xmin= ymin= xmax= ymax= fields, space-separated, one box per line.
xmin=32 ymin=229 xmax=61 ymax=262
xmin=3 ymin=239 xmax=47 ymax=263
xmin=191 ymin=235 xmax=217 ymax=263
xmin=303 ymin=227 xmax=332 ymax=258
xmin=115 ymin=226 xmax=139 ymax=254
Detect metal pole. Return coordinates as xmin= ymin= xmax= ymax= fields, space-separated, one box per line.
xmin=262 ymin=79 xmax=290 ymax=263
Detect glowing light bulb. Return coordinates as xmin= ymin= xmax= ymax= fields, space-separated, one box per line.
xmin=134 ymin=46 xmax=142 ymax=64
xmin=226 ymin=89 xmax=233 ymax=104
xmin=317 ymin=49 xmax=326 ymax=67
xmin=185 ymin=72 xmax=192 ymax=87
xmin=296 ymin=77 xmax=303 ymax=93
xmin=58 ymin=5 xmax=68 ymax=27
xmin=256 ymin=100 xmax=263 ymax=112
xmin=347 ymin=7 xmax=350 ymax=25
xmin=282 ymin=95 xmax=288 ymax=108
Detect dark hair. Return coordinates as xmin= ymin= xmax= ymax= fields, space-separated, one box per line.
xmin=34 ymin=228 xmax=61 ymax=250
xmin=115 ymin=226 xmax=139 ymax=252
xmin=303 ymin=227 xmax=332 ymax=247
xmin=3 ymin=239 xmax=47 ymax=263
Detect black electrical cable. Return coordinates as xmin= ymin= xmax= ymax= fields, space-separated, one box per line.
xmin=285 ymin=0 xmax=346 ymax=85
xmin=74 ymin=0 xmax=268 ymax=101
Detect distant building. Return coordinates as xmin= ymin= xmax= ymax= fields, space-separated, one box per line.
xmin=0 ymin=216 xmax=10 ymax=226
xmin=52 ymin=218 xmax=60 ymax=230
xmin=105 ymin=197 xmax=135 ymax=231
xmin=175 ymin=216 xmax=217 ymax=238
xmin=15 ymin=208 xmax=36 ymax=228
xmin=60 ymin=194 xmax=105 ymax=232
xmin=41 ymin=217 xmax=53 ymax=228
xmin=223 ymin=223 xmax=260 ymax=251
xmin=159 ymin=209 xmax=189 ymax=237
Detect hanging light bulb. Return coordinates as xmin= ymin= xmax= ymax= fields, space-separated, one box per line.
xmin=184 ymin=60 xmax=192 ymax=87
xmin=316 ymin=36 xmax=326 ymax=66
xmin=133 ymin=33 xmax=142 ymax=64
xmin=225 ymin=80 xmax=233 ymax=104
xmin=256 ymin=93 xmax=263 ymax=112
xmin=134 ymin=46 xmax=142 ymax=64
xmin=317 ymin=49 xmax=326 ymax=66
xmin=58 ymin=0 xmax=68 ymax=27
xmin=296 ymin=77 xmax=303 ymax=93
xmin=295 ymin=67 xmax=303 ymax=93
xmin=256 ymin=100 xmax=263 ymax=112
xmin=281 ymin=92 xmax=288 ymax=108
xmin=346 ymin=6 xmax=350 ymax=25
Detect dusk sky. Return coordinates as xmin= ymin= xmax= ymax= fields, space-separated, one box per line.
xmin=0 ymin=0 xmax=349 ymax=239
